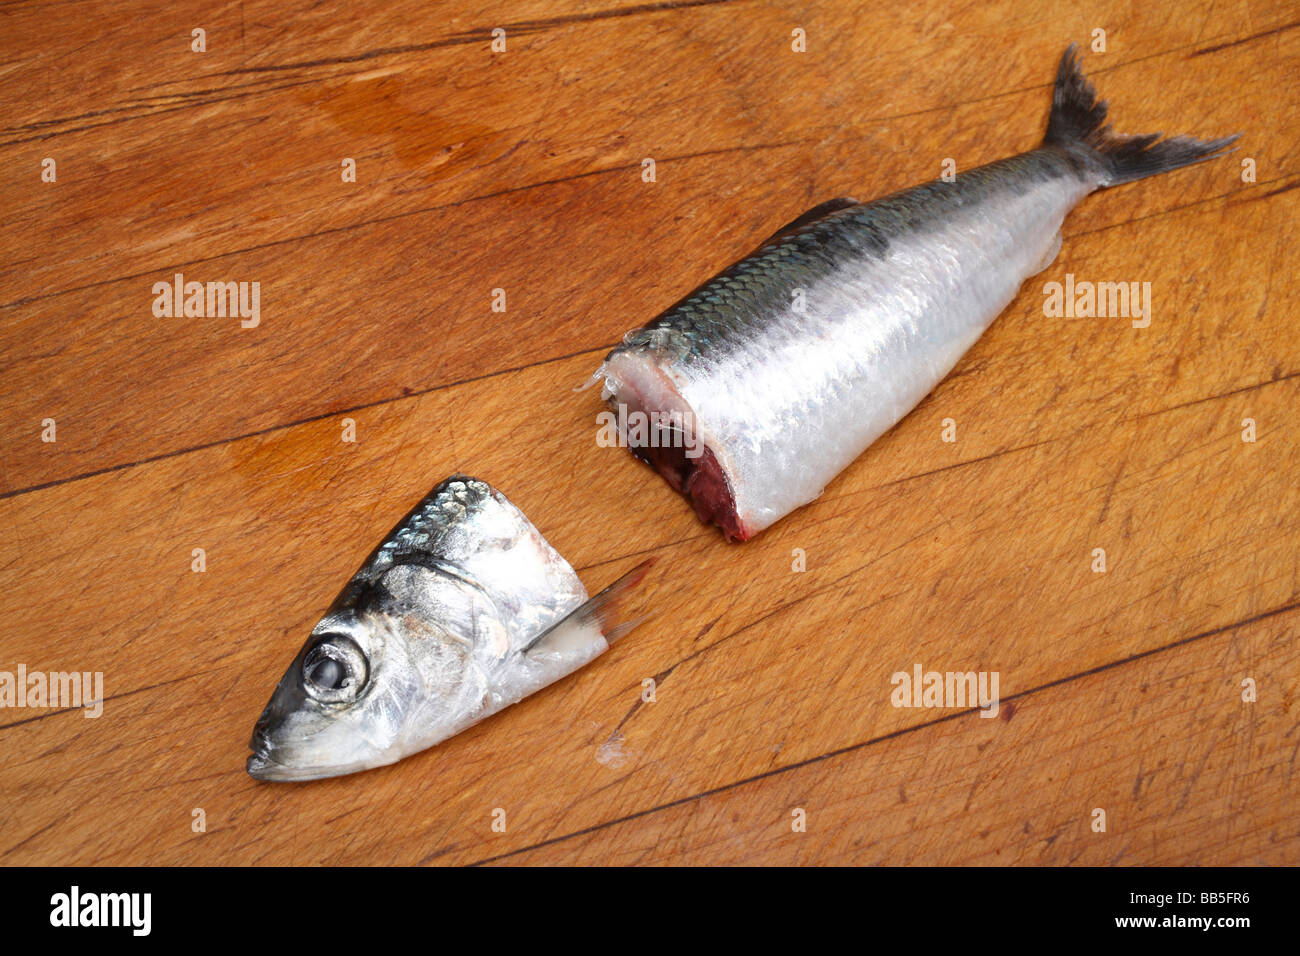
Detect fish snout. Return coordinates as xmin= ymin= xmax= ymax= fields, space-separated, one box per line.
xmin=246 ymin=727 xmax=286 ymax=781
xmin=245 ymin=749 xmax=277 ymax=780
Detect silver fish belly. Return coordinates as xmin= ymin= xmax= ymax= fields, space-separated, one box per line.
xmin=247 ymin=476 xmax=648 ymax=781
xmin=596 ymin=46 xmax=1237 ymax=541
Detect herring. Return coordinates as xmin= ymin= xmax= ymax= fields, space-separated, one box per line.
xmin=594 ymin=46 xmax=1239 ymax=541
xmin=247 ymin=476 xmax=650 ymax=782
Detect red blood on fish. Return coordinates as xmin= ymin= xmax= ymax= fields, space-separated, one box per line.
xmin=628 ymin=442 xmax=748 ymax=542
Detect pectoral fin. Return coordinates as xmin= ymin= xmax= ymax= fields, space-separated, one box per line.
xmin=522 ymin=559 xmax=655 ymax=655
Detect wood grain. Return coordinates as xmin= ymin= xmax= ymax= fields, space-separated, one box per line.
xmin=1 ymin=1 xmax=1296 ymax=866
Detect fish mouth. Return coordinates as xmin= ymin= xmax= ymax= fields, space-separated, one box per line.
xmin=246 ymin=732 xmax=293 ymax=782
xmin=246 ymin=732 xmax=393 ymax=783
xmin=246 ymin=731 xmax=314 ymax=782
xmin=245 ymin=749 xmax=289 ymax=782
xmin=245 ymin=746 xmax=358 ymax=783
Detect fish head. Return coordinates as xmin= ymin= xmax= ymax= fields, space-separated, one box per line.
xmin=247 ymin=564 xmax=511 ymax=782
xmin=246 ymin=475 xmax=607 ymax=782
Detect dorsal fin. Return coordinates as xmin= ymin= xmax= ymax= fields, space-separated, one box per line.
xmin=764 ymin=197 xmax=860 ymax=243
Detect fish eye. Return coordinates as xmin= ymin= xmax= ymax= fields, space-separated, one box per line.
xmin=302 ymin=635 xmax=368 ymax=703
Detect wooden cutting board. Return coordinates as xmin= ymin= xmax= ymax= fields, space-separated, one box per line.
xmin=1 ymin=0 xmax=1296 ymax=865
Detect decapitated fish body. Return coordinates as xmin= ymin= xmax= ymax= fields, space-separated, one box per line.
xmin=247 ymin=476 xmax=648 ymax=781
xmin=597 ymin=46 xmax=1238 ymax=540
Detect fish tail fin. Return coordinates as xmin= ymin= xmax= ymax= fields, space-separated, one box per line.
xmin=1043 ymin=43 xmax=1240 ymax=188
xmin=522 ymin=559 xmax=655 ymax=654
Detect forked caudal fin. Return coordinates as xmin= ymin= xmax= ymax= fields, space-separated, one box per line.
xmin=1044 ymin=43 xmax=1240 ymax=187
xmin=522 ymin=558 xmax=656 ymax=654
